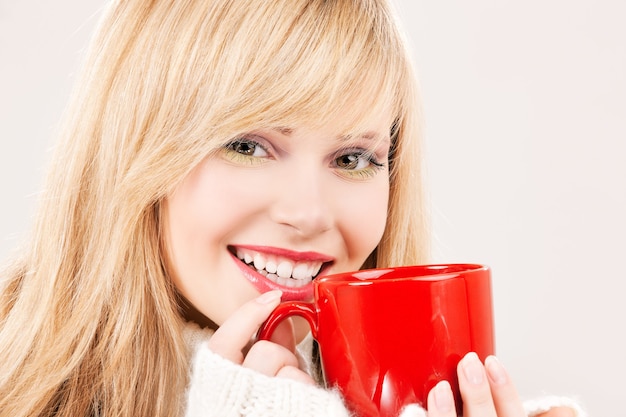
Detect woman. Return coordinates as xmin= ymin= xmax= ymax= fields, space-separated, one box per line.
xmin=0 ymin=1 xmax=583 ymax=416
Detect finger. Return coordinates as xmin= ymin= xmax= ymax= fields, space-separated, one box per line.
xmin=484 ymin=356 xmax=526 ymax=417
xmin=536 ymin=407 xmax=577 ymax=417
xmin=458 ymin=352 xmax=497 ymax=417
xmin=427 ymin=380 xmax=457 ymax=417
xmin=208 ymin=290 xmax=282 ymax=363
xmin=276 ymin=365 xmax=316 ymax=385
xmin=243 ymin=339 xmax=299 ymax=376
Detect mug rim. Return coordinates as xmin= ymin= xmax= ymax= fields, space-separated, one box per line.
xmin=316 ymin=263 xmax=489 ymax=284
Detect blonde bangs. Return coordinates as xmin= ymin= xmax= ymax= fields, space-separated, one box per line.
xmin=72 ymin=0 xmax=412 ymax=201
xmin=136 ymin=0 xmax=412 ymax=150
xmin=207 ymin=0 xmax=407 ymax=132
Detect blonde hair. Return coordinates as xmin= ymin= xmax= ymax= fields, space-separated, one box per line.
xmin=0 ymin=0 xmax=428 ymax=415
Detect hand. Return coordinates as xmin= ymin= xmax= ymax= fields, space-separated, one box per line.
xmin=207 ymin=290 xmax=315 ymax=385
xmin=426 ymin=353 xmax=576 ymax=417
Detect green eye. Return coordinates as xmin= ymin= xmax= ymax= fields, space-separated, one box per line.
xmin=333 ymin=150 xmax=385 ymax=179
xmin=335 ymin=154 xmax=361 ymax=170
xmin=226 ymin=139 xmax=267 ymax=157
xmin=222 ymin=138 xmax=269 ymax=165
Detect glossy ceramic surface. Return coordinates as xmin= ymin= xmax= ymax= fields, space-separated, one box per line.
xmin=258 ymin=264 xmax=494 ymax=417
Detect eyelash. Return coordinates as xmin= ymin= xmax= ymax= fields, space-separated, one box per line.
xmin=222 ymin=137 xmax=271 ymax=165
xmin=332 ymin=148 xmax=386 ymax=179
xmin=222 ymin=136 xmax=386 ymax=179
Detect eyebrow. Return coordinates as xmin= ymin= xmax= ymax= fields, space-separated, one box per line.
xmin=274 ymin=127 xmax=293 ymax=136
xmin=272 ymin=127 xmax=390 ymax=144
xmin=348 ymin=131 xmax=391 ymax=143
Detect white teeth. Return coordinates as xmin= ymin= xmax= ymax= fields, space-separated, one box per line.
xmin=235 ymin=248 xmax=327 ymax=287
xmin=309 ymin=262 xmax=322 ymax=278
xmin=253 ymin=253 xmax=265 ymax=271
xmin=292 ymin=263 xmax=309 ymax=280
xmin=276 ymin=261 xmax=293 ymax=279
xmin=265 ymin=260 xmax=277 ymax=274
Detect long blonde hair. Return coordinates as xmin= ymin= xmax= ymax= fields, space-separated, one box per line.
xmin=0 ymin=0 xmax=428 ymax=415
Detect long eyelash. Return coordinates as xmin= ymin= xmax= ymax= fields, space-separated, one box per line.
xmin=333 ymin=149 xmax=387 ymax=180
xmin=367 ymin=154 xmax=385 ymax=168
xmin=220 ymin=136 xmax=271 ymax=165
xmin=225 ymin=136 xmax=271 ymax=154
xmin=356 ymin=150 xmax=385 ymax=168
xmin=225 ymin=136 xmax=256 ymax=149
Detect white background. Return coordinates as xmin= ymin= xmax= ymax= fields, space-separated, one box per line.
xmin=1 ymin=1 xmax=624 ymax=415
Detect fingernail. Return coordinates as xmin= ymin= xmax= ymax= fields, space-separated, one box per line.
xmin=256 ymin=290 xmax=282 ymax=304
xmin=485 ymin=355 xmax=508 ymax=385
xmin=433 ymin=380 xmax=454 ymax=413
xmin=462 ymin=352 xmax=485 ymax=385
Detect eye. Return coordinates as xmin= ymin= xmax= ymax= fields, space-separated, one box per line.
xmin=221 ymin=136 xmax=272 ymax=165
xmin=333 ymin=149 xmax=386 ymax=179
xmin=225 ymin=138 xmax=268 ymax=158
xmin=335 ymin=154 xmax=371 ymax=170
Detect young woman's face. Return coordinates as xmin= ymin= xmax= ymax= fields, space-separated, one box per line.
xmin=163 ymin=113 xmax=392 ymax=328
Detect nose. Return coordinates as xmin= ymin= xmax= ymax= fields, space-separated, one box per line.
xmin=269 ymin=167 xmax=334 ymax=238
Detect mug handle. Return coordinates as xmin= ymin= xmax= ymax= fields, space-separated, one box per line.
xmin=257 ymin=301 xmax=319 ymax=340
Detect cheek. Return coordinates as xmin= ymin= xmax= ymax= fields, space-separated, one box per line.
xmin=162 ymin=164 xmax=244 ymax=279
xmin=339 ymin=178 xmax=389 ymax=262
xmin=167 ymin=163 xmax=253 ymax=243
xmin=364 ymin=185 xmax=389 ymax=245
xmin=166 ymin=180 xmax=218 ymax=253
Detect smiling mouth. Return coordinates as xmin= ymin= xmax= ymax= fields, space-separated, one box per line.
xmin=228 ymin=246 xmax=331 ymax=289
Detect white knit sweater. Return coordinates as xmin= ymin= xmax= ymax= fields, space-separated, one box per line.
xmin=182 ymin=322 xmax=586 ymax=417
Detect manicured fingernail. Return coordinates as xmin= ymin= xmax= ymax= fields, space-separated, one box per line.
xmin=485 ymin=355 xmax=508 ymax=385
xmin=256 ymin=290 xmax=282 ymax=304
xmin=433 ymin=380 xmax=454 ymax=413
xmin=462 ymin=352 xmax=485 ymax=385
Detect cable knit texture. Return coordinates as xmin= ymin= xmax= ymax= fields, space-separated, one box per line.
xmin=182 ymin=322 xmax=586 ymax=417
xmin=185 ymin=342 xmax=351 ymax=417
xmin=524 ymin=396 xmax=588 ymax=417
xmin=183 ymin=323 xmax=351 ymax=417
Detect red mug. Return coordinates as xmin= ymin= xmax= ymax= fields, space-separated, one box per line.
xmin=257 ymin=264 xmax=494 ymax=417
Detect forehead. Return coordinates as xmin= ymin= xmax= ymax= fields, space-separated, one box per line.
xmin=262 ymin=128 xmax=391 ymax=152
xmin=263 ymin=100 xmax=396 ymax=138
xmin=272 ymin=109 xmax=394 ymax=138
